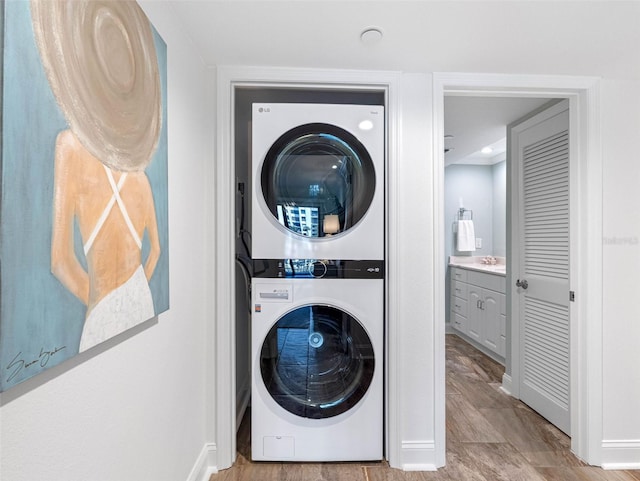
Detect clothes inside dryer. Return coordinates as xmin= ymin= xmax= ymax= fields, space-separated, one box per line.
xmin=259 ymin=304 xmax=375 ymax=419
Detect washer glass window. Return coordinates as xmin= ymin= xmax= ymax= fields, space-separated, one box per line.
xmin=260 ymin=304 xmax=375 ymax=419
xmin=260 ymin=123 xmax=376 ymax=239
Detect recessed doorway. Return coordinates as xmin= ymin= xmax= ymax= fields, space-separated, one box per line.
xmin=433 ymin=73 xmax=602 ymax=466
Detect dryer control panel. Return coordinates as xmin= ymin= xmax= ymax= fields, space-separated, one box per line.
xmin=253 ymin=259 xmax=384 ymax=279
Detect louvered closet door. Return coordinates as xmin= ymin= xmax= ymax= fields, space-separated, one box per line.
xmin=515 ymin=101 xmax=571 ymax=435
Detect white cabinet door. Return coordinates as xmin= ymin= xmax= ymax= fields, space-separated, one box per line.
xmin=481 ymin=291 xmax=503 ymax=356
xmin=467 ymin=286 xmax=482 ymax=342
xmin=450 ymin=268 xmax=506 ymax=359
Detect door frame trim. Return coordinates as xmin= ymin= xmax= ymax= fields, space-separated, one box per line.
xmin=433 ymin=73 xmax=602 ymax=465
xmin=214 ymin=66 xmax=402 ymax=470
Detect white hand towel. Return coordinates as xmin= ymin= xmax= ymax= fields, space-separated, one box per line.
xmin=457 ymin=220 xmax=476 ymax=252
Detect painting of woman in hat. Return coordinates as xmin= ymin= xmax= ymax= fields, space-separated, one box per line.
xmin=31 ymin=0 xmax=165 ymax=352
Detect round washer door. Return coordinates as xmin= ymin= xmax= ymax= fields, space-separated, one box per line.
xmin=260 ymin=123 xmax=376 ymax=239
xmin=259 ymin=304 xmax=375 ymax=419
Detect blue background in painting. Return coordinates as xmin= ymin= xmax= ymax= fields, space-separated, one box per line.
xmin=0 ymin=1 xmax=169 ymax=391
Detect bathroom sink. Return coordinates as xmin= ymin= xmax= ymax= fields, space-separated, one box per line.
xmin=448 ymin=256 xmax=507 ymax=275
xmin=480 ymin=265 xmax=506 ymax=273
xmin=462 ymin=263 xmax=506 ymax=275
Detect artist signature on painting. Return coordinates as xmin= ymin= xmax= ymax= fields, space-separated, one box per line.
xmin=5 ymin=346 xmax=67 ymax=383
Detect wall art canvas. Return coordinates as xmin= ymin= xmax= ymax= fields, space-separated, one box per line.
xmin=0 ymin=0 xmax=169 ymax=391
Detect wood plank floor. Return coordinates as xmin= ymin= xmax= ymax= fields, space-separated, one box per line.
xmin=209 ymin=334 xmax=639 ymax=481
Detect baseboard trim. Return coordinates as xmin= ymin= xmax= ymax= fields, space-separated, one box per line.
xmin=601 ymin=440 xmax=640 ymax=470
xmin=186 ymin=443 xmax=218 ymax=481
xmin=501 ymin=373 xmax=513 ymax=396
xmin=400 ymin=441 xmax=438 ymax=471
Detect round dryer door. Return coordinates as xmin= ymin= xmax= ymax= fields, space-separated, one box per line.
xmin=260 ymin=123 xmax=376 ymax=239
xmin=259 ymin=304 xmax=375 ymax=419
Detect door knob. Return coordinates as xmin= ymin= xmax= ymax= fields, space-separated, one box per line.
xmin=516 ymin=279 xmax=529 ymax=289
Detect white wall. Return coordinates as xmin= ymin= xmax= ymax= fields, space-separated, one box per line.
xmin=392 ymin=73 xmax=435 ymax=467
xmin=0 ymin=3 xmax=215 ymax=480
xmin=601 ymin=77 xmax=640 ymax=464
xmin=492 ymin=161 xmax=507 ymax=257
xmin=182 ymin=1 xmax=640 ymax=465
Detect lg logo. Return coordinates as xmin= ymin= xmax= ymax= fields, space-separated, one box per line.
xmin=258 ymin=107 xmax=271 ymax=113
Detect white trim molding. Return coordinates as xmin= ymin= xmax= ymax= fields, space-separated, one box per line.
xmin=601 ymin=440 xmax=640 ymax=470
xmin=400 ymin=441 xmax=438 ymax=471
xmin=215 ymin=66 xmax=404 ymax=470
xmin=214 ymin=66 xmax=237 ymax=470
xmin=433 ymin=72 xmax=602 ymax=467
xmin=186 ymin=443 xmax=218 ymax=481
xmin=500 ymin=373 xmax=513 ymax=396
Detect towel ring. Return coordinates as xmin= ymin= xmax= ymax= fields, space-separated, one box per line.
xmin=457 ymin=208 xmax=473 ymax=220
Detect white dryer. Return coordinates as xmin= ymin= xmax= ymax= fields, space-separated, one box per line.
xmin=251 ymin=103 xmax=384 ymax=260
xmin=251 ymin=267 xmax=383 ymax=461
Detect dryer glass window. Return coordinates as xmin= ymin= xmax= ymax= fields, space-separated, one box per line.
xmin=260 ymin=304 xmax=375 ymax=419
xmin=261 ymin=123 xmax=376 ymax=239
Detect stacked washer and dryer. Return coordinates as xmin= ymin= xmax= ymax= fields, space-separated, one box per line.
xmin=250 ymin=103 xmax=385 ymax=462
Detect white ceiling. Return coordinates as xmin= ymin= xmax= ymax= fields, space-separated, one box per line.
xmin=444 ymin=96 xmax=551 ymax=166
xmin=167 ymin=1 xmax=640 ymax=77
xmin=162 ymin=1 xmax=639 ymax=167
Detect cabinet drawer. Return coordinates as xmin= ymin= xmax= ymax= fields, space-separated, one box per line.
xmin=451 ymin=297 xmax=468 ymax=317
xmin=452 ymin=280 xmax=468 ymax=300
xmin=452 ymin=312 xmax=466 ymax=333
xmin=451 ymin=267 xmax=468 ymax=283
xmin=467 ymin=270 xmax=506 ymax=293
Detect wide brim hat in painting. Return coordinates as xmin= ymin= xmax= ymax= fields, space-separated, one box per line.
xmin=30 ymin=0 xmax=162 ymax=172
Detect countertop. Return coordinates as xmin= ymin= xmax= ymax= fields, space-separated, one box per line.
xmin=449 ymin=256 xmax=507 ymax=276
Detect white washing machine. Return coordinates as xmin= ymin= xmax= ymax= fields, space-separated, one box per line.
xmin=251 ymin=103 xmax=384 ymax=261
xmin=251 ymin=267 xmax=383 ymax=461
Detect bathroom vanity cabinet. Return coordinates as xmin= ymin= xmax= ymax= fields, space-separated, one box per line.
xmin=450 ymin=266 xmax=506 ymax=360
